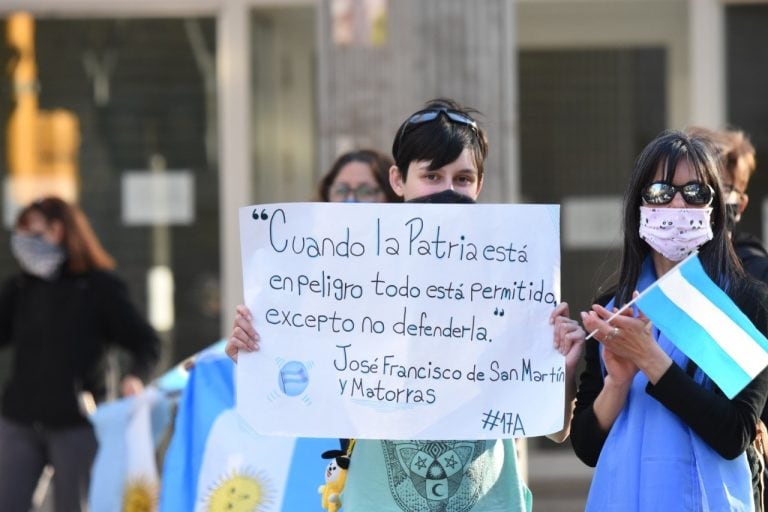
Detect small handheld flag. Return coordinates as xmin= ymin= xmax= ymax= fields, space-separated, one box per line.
xmin=594 ymin=253 xmax=768 ymax=398
xmin=635 ymin=253 xmax=768 ymax=398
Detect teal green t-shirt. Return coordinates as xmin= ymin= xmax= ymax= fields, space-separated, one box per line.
xmin=341 ymin=439 xmax=532 ymax=511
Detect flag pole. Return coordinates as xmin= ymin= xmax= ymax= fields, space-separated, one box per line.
xmin=583 ymin=251 xmax=700 ymax=340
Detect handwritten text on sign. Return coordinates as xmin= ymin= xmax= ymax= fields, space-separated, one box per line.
xmin=236 ymin=203 xmax=562 ymax=439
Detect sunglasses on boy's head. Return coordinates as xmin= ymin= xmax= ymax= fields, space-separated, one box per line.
xmin=641 ymin=181 xmax=714 ymax=206
xmin=396 ymin=108 xmax=478 ymax=153
xmin=404 ymin=108 xmax=478 ymax=131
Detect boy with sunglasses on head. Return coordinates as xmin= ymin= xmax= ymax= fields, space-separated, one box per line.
xmin=228 ymin=99 xmax=584 ymax=511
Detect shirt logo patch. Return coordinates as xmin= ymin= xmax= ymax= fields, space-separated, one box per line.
xmin=382 ymin=440 xmax=487 ymax=511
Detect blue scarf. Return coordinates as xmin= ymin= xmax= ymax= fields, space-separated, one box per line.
xmin=586 ymin=257 xmax=753 ymax=511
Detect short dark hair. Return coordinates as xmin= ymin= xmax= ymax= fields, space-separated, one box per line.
xmin=391 ymin=98 xmax=489 ymax=182
xmin=317 ymin=149 xmax=400 ymax=203
xmin=614 ymin=130 xmax=742 ymax=306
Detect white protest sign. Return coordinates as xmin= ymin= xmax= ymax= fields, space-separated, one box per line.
xmin=236 ymin=203 xmax=562 ymax=440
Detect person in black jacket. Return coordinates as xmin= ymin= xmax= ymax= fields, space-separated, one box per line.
xmin=688 ymin=126 xmax=768 ymax=280
xmin=0 ymin=196 xmax=160 ymax=512
xmin=568 ymin=131 xmax=768 ymax=510
xmin=688 ymin=125 xmax=768 ymax=509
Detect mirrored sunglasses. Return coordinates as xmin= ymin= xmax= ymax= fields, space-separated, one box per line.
xmin=404 ymin=108 xmax=478 ymax=131
xmin=641 ymin=181 xmax=714 ymax=206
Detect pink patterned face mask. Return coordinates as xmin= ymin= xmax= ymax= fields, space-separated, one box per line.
xmin=639 ymin=206 xmax=713 ymax=261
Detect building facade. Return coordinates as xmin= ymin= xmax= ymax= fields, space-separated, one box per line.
xmin=2 ymin=0 xmax=767 ymax=506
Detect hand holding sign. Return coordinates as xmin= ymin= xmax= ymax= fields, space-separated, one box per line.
xmin=227 ymin=305 xmax=259 ymax=362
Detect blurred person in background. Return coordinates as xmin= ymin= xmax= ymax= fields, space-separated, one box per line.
xmin=0 ymin=197 xmax=159 ymax=512
xmin=688 ymin=125 xmax=768 ymax=510
xmin=687 ymin=127 xmax=767 ymax=279
xmin=317 ymin=148 xmax=401 ymax=203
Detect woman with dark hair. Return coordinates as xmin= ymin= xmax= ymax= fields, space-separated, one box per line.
xmin=0 ymin=196 xmax=159 ymax=512
xmin=317 ymin=148 xmax=401 ymax=203
xmin=568 ymin=131 xmax=768 ymax=510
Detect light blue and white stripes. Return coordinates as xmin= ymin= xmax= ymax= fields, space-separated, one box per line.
xmin=636 ymin=254 xmax=768 ymax=398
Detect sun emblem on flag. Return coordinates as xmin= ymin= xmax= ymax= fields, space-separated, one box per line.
xmin=204 ymin=467 xmax=274 ymax=512
xmin=122 ymin=477 xmax=158 ymax=512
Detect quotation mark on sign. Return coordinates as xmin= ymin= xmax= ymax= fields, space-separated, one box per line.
xmin=493 ymin=308 xmax=505 ymax=317
xmin=252 ymin=209 xmax=269 ymax=220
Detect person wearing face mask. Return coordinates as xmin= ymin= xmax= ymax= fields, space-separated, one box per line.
xmin=317 ymin=148 xmax=401 ymax=204
xmin=0 ymin=197 xmax=160 ymax=512
xmin=568 ymin=131 xmax=768 ymax=510
xmin=227 ymin=99 xmax=585 ymax=511
xmin=688 ymin=126 xmax=768 ymax=510
xmin=687 ymin=127 xmax=767 ymax=280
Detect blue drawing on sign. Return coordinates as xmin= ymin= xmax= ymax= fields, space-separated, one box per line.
xmin=278 ymin=360 xmax=310 ymax=396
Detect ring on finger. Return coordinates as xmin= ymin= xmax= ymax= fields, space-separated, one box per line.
xmin=605 ymin=326 xmax=620 ymax=341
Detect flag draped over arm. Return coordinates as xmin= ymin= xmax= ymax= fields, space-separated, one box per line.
xmin=635 ymin=254 xmax=768 ymax=398
xmin=159 ymin=349 xmax=235 ymax=511
xmin=159 ymin=347 xmax=336 ymax=511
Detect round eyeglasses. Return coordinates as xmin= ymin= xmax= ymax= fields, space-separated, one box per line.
xmin=330 ymin=184 xmax=382 ymax=202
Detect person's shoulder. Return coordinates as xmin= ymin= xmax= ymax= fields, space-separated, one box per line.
xmin=0 ymin=273 xmax=24 ymax=292
xmin=732 ymin=274 xmax=768 ymax=312
xmin=734 ymin=231 xmax=768 ymax=257
xmin=80 ymin=269 xmax=127 ymax=290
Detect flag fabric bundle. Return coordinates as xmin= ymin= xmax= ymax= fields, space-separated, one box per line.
xmin=635 ymin=254 xmax=768 ymax=398
xmin=159 ymin=346 xmax=335 ymax=511
xmin=87 ymin=341 xmax=219 ymax=511
xmin=88 ymin=388 xmax=171 ymax=511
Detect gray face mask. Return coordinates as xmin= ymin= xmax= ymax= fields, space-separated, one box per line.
xmin=11 ymin=233 xmax=65 ymax=280
xmin=725 ymin=203 xmax=740 ymax=232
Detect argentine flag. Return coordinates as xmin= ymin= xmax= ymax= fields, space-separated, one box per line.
xmin=87 ymin=344 xmax=198 ymax=511
xmin=159 ymin=346 xmax=337 ymax=511
xmin=88 ymin=388 xmax=172 ymax=511
xmin=636 ymin=254 xmax=768 ymax=398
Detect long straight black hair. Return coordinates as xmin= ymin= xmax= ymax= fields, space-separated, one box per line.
xmin=614 ymin=130 xmax=743 ymax=306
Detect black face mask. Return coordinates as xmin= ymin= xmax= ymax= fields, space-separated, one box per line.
xmin=405 ymin=189 xmax=476 ymax=204
xmin=725 ymin=203 xmax=740 ymax=232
